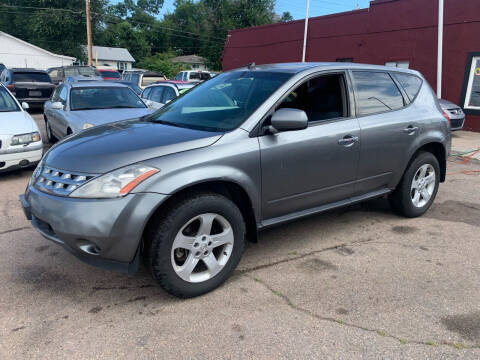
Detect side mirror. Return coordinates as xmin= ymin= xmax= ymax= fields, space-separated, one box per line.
xmin=270 ymin=108 xmax=308 ymax=132
xmin=21 ymin=102 xmax=29 ymax=110
xmin=51 ymin=101 xmax=64 ymax=110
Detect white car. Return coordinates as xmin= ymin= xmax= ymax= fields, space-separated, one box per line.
xmin=174 ymin=70 xmax=211 ymax=83
xmin=0 ymin=84 xmax=43 ymax=172
xmin=141 ymin=82 xmax=195 ymax=110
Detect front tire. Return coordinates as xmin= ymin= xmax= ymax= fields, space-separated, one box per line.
xmin=389 ymin=151 xmax=440 ymax=217
xmin=145 ymin=193 xmax=246 ymax=298
xmin=45 ymin=117 xmax=57 ymax=143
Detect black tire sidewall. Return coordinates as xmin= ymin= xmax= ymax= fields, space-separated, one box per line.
xmin=397 ymin=152 xmax=440 ymax=217
xmin=150 ymin=194 xmax=246 ymax=298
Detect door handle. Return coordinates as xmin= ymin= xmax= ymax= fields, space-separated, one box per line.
xmin=403 ymin=125 xmax=418 ymax=135
xmin=338 ymin=135 xmax=359 ymax=147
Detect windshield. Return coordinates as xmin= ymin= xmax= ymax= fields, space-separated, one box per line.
xmin=13 ymin=72 xmax=51 ymax=83
xmin=0 ymin=86 xmax=19 ymax=112
xmin=99 ymin=70 xmax=121 ymax=79
xmin=64 ymin=67 xmax=97 ymax=77
xmin=70 ymin=87 xmax=146 ymax=111
xmin=149 ymin=71 xmax=292 ymax=132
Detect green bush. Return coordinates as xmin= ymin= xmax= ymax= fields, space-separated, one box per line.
xmin=137 ymin=52 xmax=191 ymax=79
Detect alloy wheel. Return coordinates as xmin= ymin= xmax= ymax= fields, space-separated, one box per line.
xmin=171 ymin=213 xmax=234 ymax=283
xmin=410 ymin=164 xmax=436 ymax=208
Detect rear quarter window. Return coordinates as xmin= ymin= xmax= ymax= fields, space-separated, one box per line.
xmin=393 ymin=73 xmax=423 ymax=102
xmin=351 ymin=71 xmax=405 ymax=116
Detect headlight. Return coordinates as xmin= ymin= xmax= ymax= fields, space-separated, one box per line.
xmin=11 ymin=132 xmax=41 ymax=145
xmin=69 ymin=165 xmax=159 ymax=198
xmin=83 ymin=123 xmax=94 ymax=130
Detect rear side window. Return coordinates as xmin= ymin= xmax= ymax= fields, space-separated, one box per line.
xmin=13 ymin=72 xmax=51 ymax=83
xmin=149 ymin=87 xmax=164 ymax=102
xmin=162 ymin=86 xmax=177 ymax=103
xmin=394 ymin=73 xmax=422 ymax=101
xmin=351 ymin=71 xmax=404 ymax=116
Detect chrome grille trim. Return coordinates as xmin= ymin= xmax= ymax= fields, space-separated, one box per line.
xmin=34 ymin=165 xmax=97 ymax=196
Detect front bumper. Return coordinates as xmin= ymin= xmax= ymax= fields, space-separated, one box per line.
xmin=0 ymin=147 xmax=42 ymax=173
xmin=20 ymin=186 xmax=168 ymax=273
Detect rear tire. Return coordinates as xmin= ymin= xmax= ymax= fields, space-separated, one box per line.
xmin=145 ymin=192 xmax=246 ymax=298
xmin=389 ymin=151 xmax=440 ymax=217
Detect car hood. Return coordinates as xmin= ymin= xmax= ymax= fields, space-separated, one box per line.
xmin=44 ymin=119 xmax=223 ymax=173
xmin=67 ymin=108 xmax=154 ymax=128
xmin=0 ymin=110 xmax=36 ymax=135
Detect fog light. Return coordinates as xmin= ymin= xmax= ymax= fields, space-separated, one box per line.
xmin=19 ymin=159 xmax=30 ymax=167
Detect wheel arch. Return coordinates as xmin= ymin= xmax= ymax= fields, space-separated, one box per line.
xmin=142 ymin=180 xmax=259 ymax=247
xmin=408 ymin=141 xmax=447 ymax=182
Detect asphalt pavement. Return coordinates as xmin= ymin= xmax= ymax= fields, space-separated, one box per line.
xmin=0 ymin=112 xmax=479 ymax=359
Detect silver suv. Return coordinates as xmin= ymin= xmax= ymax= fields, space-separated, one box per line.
xmin=20 ymin=63 xmax=451 ymax=298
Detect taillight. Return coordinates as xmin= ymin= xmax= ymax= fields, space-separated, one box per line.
xmin=6 ymin=84 xmax=14 ymax=90
xmin=442 ymin=110 xmax=451 ymax=127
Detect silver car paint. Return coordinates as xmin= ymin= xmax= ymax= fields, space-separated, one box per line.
xmin=24 ymin=62 xmax=450 ymax=271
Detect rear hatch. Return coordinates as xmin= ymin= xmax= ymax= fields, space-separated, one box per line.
xmin=11 ymin=72 xmax=55 ymax=100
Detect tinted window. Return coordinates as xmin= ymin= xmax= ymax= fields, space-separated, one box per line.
xmin=162 ymin=87 xmax=177 ymax=103
xmin=70 ymin=87 xmax=146 ymax=110
xmin=98 ymin=70 xmax=121 ymax=79
xmin=13 ymin=72 xmax=51 ymax=83
xmin=394 ymin=73 xmax=422 ymax=101
xmin=175 ymin=73 xmax=183 ymax=81
xmin=149 ymin=87 xmax=164 ymax=102
xmin=149 ymin=71 xmax=292 ymax=132
xmin=278 ymin=74 xmax=346 ymax=122
xmin=0 ymin=86 xmax=20 ymax=112
xmin=189 ymin=72 xmax=200 ymax=80
xmin=352 ymin=71 xmax=404 ymax=115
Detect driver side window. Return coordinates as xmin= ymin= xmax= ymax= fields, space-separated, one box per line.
xmin=278 ymin=73 xmax=348 ymax=122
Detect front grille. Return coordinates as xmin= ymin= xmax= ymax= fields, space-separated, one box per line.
xmin=35 ymin=166 xmax=96 ymax=196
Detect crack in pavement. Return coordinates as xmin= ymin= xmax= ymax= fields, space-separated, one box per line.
xmin=238 ymin=238 xmax=375 ymax=275
xmin=0 ymin=226 xmax=30 ymax=236
xmin=245 ymin=273 xmax=480 ymax=350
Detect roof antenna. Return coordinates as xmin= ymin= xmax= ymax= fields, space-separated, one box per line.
xmin=247 ymin=62 xmax=256 ymax=70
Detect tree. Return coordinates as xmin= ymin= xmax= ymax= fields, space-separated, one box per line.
xmin=137 ymin=51 xmax=189 ymax=78
xmin=0 ymin=0 xmax=107 ymax=61
xmin=280 ymin=11 xmax=293 ymax=22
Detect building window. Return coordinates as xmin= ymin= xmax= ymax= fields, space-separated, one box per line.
xmin=336 ymin=58 xmax=353 ymax=62
xmin=117 ymin=62 xmax=128 ymax=71
xmin=385 ymin=61 xmax=410 ymax=69
xmin=464 ymin=56 xmax=480 ymax=110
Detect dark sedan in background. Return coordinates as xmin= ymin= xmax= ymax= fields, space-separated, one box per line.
xmin=439 ymin=99 xmax=465 ymax=131
xmin=0 ymin=68 xmax=55 ymax=108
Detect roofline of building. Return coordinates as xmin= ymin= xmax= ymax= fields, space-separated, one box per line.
xmin=0 ymin=31 xmax=76 ymax=61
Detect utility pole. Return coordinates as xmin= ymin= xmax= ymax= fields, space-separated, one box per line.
xmin=302 ymin=0 xmax=310 ymax=62
xmin=86 ymin=0 xmax=93 ymax=66
xmin=437 ymin=0 xmax=444 ymax=98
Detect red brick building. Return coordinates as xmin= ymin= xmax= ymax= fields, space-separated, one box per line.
xmin=222 ymin=0 xmax=480 ymax=131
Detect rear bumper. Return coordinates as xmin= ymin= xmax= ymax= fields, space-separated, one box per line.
xmin=20 ymin=187 xmax=168 ymax=273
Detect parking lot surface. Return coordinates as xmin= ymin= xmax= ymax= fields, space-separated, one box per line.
xmin=1 ymin=112 xmax=479 ymax=359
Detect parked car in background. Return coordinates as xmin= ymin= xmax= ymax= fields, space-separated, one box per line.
xmin=113 ymin=80 xmax=143 ymax=96
xmin=1 ymin=68 xmax=55 ymax=107
xmin=97 ymin=68 xmax=122 ymax=80
xmin=174 ymin=70 xmax=211 ymax=83
xmin=43 ymin=81 xmax=153 ymax=142
xmin=0 ymin=63 xmax=5 ymax=74
xmin=22 ymin=63 xmax=450 ymax=298
xmin=65 ymin=75 xmax=103 ymax=83
xmin=141 ymin=82 xmax=195 ymax=109
xmin=0 ymin=84 xmax=42 ymax=172
xmin=123 ymin=70 xmax=166 ymax=89
xmin=47 ymin=66 xmax=98 ymax=85
xmin=439 ymin=99 xmax=465 ymax=131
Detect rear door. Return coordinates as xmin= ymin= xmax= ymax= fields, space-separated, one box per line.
xmin=351 ymin=70 xmax=420 ymax=195
xmin=259 ymin=71 xmax=361 ymax=221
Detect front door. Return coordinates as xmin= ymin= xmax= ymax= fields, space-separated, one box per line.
xmin=259 ymin=73 xmax=360 ymax=221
